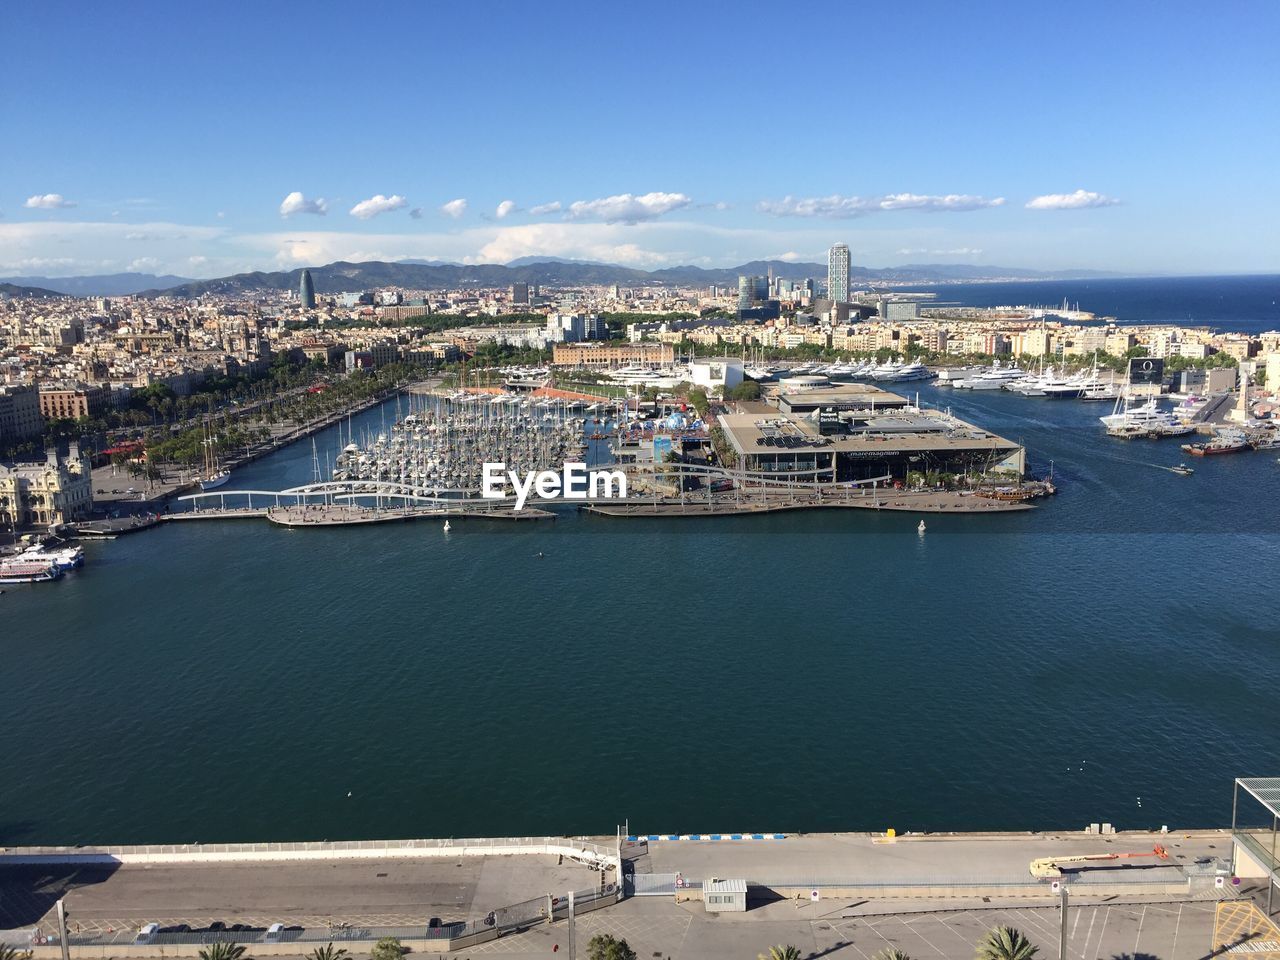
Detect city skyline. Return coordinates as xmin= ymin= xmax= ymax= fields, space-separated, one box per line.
xmin=3 ymin=0 xmax=1278 ymax=280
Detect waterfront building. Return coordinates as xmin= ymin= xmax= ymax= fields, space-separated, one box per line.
xmin=299 ymin=269 xmax=317 ymax=309
xmin=37 ymin=384 xmax=105 ymax=422
xmin=1266 ymin=352 xmax=1280 ymax=394
xmin=0 ymin=385 xmax=44 ymax=443
xmin=551 ymin=341 xmax=674 ymax=368
xmin=828 ymin=243 xmax=851 ymax=303
xmin=0 ymin=443 xmax=93 ymax=529
xmin=717 ymin=401 xmax=1025 ymax=483
xmin=689 ymin=357 xmax=744 ymax=392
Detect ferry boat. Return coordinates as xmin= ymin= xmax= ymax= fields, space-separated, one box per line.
xmin=18 ymin=543 xmax=84 ymax=571
xmin=0 ymin=559 xmax=63 ymax=584
xmin=1182 ymin=433 xmax=1250 ymax=456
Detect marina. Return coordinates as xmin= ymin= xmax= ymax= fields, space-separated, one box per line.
xmin=1 ymin=381 xmax=1276 ymax=844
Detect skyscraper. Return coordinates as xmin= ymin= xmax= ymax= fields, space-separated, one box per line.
xmin=827 ymin=243 xmax=851 ymax=303
xmin=299 ymin=269 xmax=316 ymax=309
xmin=737 ymin=275 xmax=769 ymax=310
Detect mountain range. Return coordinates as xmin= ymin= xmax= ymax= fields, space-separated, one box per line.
xmin=1 ymin=261 xmax=1118 ymax=299
xmin=0 ymin=272 xmax=196 ymax=296
xmin=0 ymin=281 xmax=64 ymax=299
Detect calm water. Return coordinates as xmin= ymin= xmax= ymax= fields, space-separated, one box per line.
xmin=912 ymin=274 xmax=1280 ymax=334
xmin=2 ymin=386 xmax=1279 ymax=846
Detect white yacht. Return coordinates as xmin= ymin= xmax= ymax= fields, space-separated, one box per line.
xmin=877 ymin=360 xmax=934 ymax=382
xmin=955 ymin=362 xmax=1029 ymax=390
xmin=1099 ymin=396 xmax=1195 ymax=436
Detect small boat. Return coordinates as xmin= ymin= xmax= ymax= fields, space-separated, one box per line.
xmin=917 ymin=520 xmax=927 ymax=534
xmin=443 ymin=519 xmax=451 ymax=532
xmin=1181 ymin=435 xmax=1249 ymax=456
xmin=1170 ymin=464 xmax=1195 ymax=476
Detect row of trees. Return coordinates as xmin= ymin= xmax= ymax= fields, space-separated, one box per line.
xmin=0 ymin=923 xmax=1040 ymax=960
xmin=757 ymin=925 xmax=1039 ymax=960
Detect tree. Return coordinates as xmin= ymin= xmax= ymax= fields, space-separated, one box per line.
xmin=977 ymin=926 xmax=1038 ymax=960
xmin=0 ymin=946 xmax=33 ymax=960
xmin=758 ymin=947 xmax=802 ymax=960
xmin=874 ymin=950 xmax=914 ymax=960
xmin=369 ymin=938 xmax=404 ymax=960
xmin=586 ymin=933 xmax=638 ymax=960
xmin=307 ymin=945 xmax=349 ymax=960
xmin=198 ymin=944 xmax=249 ymax=960
xmin=727 ymin=380 xmax=761 ymax=401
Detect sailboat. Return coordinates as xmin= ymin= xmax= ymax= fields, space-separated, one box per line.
xmin=199 ymin=423 xmax=230 ymax=490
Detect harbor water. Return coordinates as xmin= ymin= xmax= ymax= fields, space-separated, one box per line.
xmin=1 ymin=384 xmax=1278 ymax=845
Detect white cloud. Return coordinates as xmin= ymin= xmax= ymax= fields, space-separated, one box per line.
xmin=279 ymin=192 xmax=328 ymax=217
xmin=129 ymin=257 xmax=161 ymax=272
xmin=759 ymin=193 xmax=1005 ymax=218
xmin=495 ymin=200 xmax=518 ymax=219
xmin=529 ymin=201 xmax=562 ymax=216
xmin=1025 ymin=189 xmax=1121 ymax=210
xmin=188 ymin=255 xmax=208 ymax=266
xmin=440 ymin=198 xmax=468 ymax=219
xmin=349 ymin=194 xmax=408 ymax=220
xmin=25 ymin=193 xmax=76 ymax=210
xmin=409 ymin=207 xmax=424 ymax=220
xmin=897 ymin=247 xmax=984 ymax=256
xmin=566 ymin=192 xmax=692 ymax=224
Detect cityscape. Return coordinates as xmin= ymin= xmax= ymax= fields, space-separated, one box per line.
xmin=2 ymin=2 xmax=1280 ymax=960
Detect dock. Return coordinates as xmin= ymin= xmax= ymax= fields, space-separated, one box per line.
xmin=584 ymin=488 xmax=1035 ymax=518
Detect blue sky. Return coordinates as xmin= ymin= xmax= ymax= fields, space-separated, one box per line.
xmin=3 ymin=0 xmax=1277 ymax=278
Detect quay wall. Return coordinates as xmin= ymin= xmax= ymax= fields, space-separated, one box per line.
xmin=0 ymin=835 xmax=618 ymax=870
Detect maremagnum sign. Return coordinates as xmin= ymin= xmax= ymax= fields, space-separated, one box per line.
xmin=482 ymin=462 xmax=628 ymax=510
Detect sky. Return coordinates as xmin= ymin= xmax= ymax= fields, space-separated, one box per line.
xmin=2 ymin=0 xmax=1278 ymax=280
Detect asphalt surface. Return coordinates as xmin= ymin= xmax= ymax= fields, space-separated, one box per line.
xmin=0 ymin=856 xmax=598 ymax=932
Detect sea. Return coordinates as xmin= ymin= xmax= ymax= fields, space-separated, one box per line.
xmin=1 ymin=277 xmax=1279 ymax=846
xmin=910 ymin=273 xmax=1280 ymax=335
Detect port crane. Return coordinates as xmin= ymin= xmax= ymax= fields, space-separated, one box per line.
xmin=1029 ymin=844 xmax=1169 ymax=878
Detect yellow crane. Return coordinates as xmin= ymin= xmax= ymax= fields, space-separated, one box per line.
xmin=1029 ymin=844 xmax=1169 ymax=878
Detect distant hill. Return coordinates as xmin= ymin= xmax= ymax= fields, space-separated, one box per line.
xmin=0 ymin=272 xmax=195 ymax=296
xmin=0 ymin=281 xmax=64 ymax=299
xmin=140 ymin=259 xmax=1116 ymax=298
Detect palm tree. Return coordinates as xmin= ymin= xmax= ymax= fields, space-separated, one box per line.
xmin=307 ymin=945 xmax=349 ymax=960
xmin=759 ymin=947 xmax=803 ymax=960
xmin=198 ymin=942 xmax=250 ymax=960
xmin=874 ymin=950 xmax=914 ymax=960
xmin=977 ymin=926 xmax=1038 ymax=960
xmin=0 ymin=946 xmax=33 ymax=960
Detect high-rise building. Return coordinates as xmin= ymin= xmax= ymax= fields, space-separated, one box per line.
xmin=737 ymin=275 xmax=769 ymax=310
xmin=827 ymin=243 xmax=851 ymax=303
xmin=510 ymin=282 xmax=529 ymax=304
xmin=299 ymin=269 xmax=317 ymax=309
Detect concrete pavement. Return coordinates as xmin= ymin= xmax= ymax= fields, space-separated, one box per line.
xmin=639 ymin=831 xmax=1231 ymax=887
